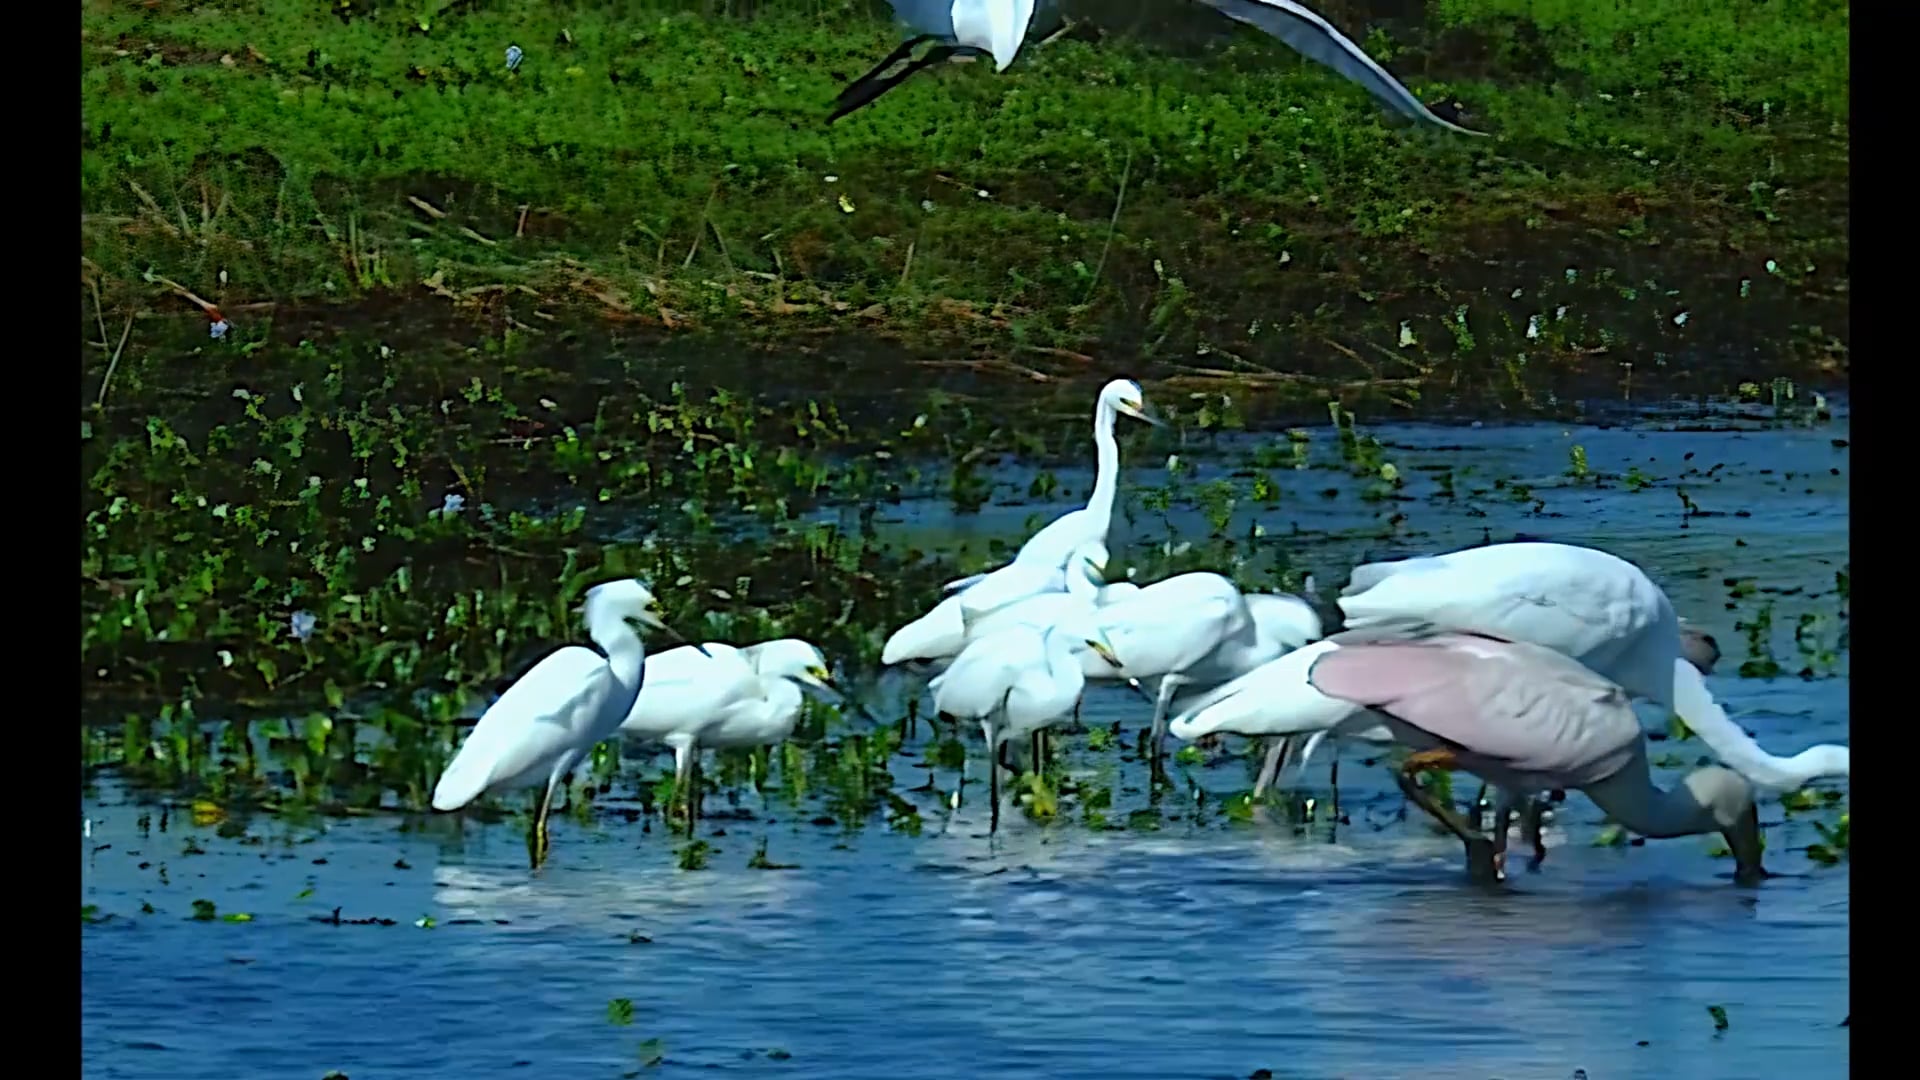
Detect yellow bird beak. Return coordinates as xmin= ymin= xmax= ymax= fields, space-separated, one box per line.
xmin=1085 ymin=639 xmax=1125 ymax=670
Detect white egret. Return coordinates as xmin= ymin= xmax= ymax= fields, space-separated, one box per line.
xmin=882 ymin=539 xmax=1125 ymax=666
xmin=700 ymin=638 xmax=837 ymax=754
xmin=1067 ymin=571 xmax=1291 ymax=766
xmin=1304 ymin=630 xmax=1767 ymax=884
xmin=832 ymin=1 xmax=1486 ymax=137
xmin=1194 ymin=1 xmax=1486 ymax=135
xmin=619 ymin=637 xmax=835 ymax=830
xmin=431 ymin=580 xmax=698 ymax=867
xmin=831 ymin=1 xmax=1040 ymax=122
xmin=929 ymin=622 xmax=1114 ymax=830
xmin=934 ymin=379 xmax=1158 ymax=616
xmin=1153 ymin=590 xmax=1326 ymax=791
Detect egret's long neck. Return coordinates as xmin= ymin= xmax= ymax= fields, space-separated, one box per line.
xmin=1065 ymin=564 xmax=1101 ymax=604
xmin=1087 ymin=399 xmax=1120 ymax=525
xmin=1581 ymin=751 xmax=1718 ymax=839
xmin=1044 ymin=629 xmax=1082 ymax=682
xmin=1670 ymin=658 xmax=1850 ymax=789
xmin=768 ymin=679 xmax=805 ymax=734
xmin=589 ymin=616 xmax=647 ymax=698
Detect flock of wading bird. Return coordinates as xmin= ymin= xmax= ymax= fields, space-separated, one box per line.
xmin=432 ymin=379 xmax=1852 ymax=882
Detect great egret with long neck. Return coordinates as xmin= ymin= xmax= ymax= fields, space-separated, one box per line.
xmin=932 ymin=379 xmax=1157 ymax=617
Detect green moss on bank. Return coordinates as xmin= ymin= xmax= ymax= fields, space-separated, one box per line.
xmin=82 ymin=0 xmax=1848 ymax=391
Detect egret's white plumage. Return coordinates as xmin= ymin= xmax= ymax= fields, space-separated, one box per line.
xmin=883 ymin=540 xmax=1120 ymax=666
xmin=832 ymin=1 xmax=1045 ymax=122
xmin=838 ymin=0 xmax=1485 ymax=137
xmin=1071 ymin=571 xmax=1278 ymax=759
xmin=935 ymin=380 xmax=1156 ymax=612
xmin=701 ymin=639 xmax=836 ymax=752
xmin=930 ymin=622 xmax=1101 ymax=828
xmin=1195 ymin=0 xmax=1486 ymax=135
xmin=621 ymin=637 xmax=836 ymax=824
xmin=432 ymin=579 xmax=681 ymax=865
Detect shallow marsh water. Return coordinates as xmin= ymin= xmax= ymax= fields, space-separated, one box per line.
xmin=82 ymin=398 xmax=1848 ymax=1079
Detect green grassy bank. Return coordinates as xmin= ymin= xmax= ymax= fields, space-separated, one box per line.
xmin=82 ymin=0 xmax=1847 ymax=398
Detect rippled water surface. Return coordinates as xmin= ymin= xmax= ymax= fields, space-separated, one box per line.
xmin=82 ymin=402 xmax=1849 ymax=1080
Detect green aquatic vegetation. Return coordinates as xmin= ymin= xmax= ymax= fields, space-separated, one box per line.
xmin=608 ymin=998 xmax=636 ymax=1026
xmin=675 ymin=840 xmax=713 ymax=871
xmin=1735 ymin=602 xmax=1784 ymax=679
xmin=1806 ymin=813 xmax=1848 ymax=865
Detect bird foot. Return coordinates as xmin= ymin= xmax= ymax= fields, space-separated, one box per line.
xmin=1466 ymin=836 xmax=1501 ymax=885
xmin=1401 ymin=747 xmax=1460 ymax=777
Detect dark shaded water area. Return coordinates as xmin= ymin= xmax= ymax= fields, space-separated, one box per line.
xmin=82 ymin=393 xmax=1848 ymax=1079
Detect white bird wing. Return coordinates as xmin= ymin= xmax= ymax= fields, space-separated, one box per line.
xmin=620 ymin=644 xmax=757 ymax=740
xmin=1245 ymin=592 xmax=1324 ymax=648
xmin=883 ymin=594 xmax=971 ymax=664
xmin=954 ymin=558 xmax=1069 ymax=616
xmin=1192 ymin=0 xmax=1486 ymax=135
xmin=434 ymin=645 xmax=612 ymax=810
xmin=1338 ymin=546 xmax=1661 ymax=665
xmin=929 ymin=627 xmax=1039 ymax=720
xmin=941 ymin=571 xmax=990 ymax=594
xmin=1093 ymin=575 xmax=1245 ymax=676
xmin=1167 ymin=640 xmax=1359 ymax=740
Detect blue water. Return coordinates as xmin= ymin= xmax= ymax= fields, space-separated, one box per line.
xmin=82 ymin=401 xmax=1849 ymax=1079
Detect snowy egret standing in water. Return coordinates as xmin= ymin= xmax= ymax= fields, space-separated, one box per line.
xmin=621 ymin=637 xmax=836 ymax=831
xmin=432 ymin=580 xmax=701 ymax=868
xmin=1067 ymin=571 xmax=1276 ymax=768
xmin=930 ymin=623 xmax=1113 ymax=830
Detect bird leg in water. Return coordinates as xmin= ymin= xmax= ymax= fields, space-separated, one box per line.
xmin=982 ymin=716 xmax=1003 ymax=834
xmin=1396 ymin=749 xmax=1498 ymax=883
xmin=528 ymin=776 xmax=560 ymax=870
xmin=671 ymin=742 xmax=697 ymax=837
xmin=1252 ymin=737 xmax=1291 ymax=799
xmin=1146 ymin=675 xmax=1186 ymax=768
xmin=1520 ymin=795 xmax=1547 ymax=868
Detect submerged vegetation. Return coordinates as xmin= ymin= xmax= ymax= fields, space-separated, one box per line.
xmin=82 ymin=0 xmax=1848 ymax=397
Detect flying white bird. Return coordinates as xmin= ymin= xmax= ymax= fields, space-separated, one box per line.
xmin=832 ymin=0 xmax=1486 ymax=136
